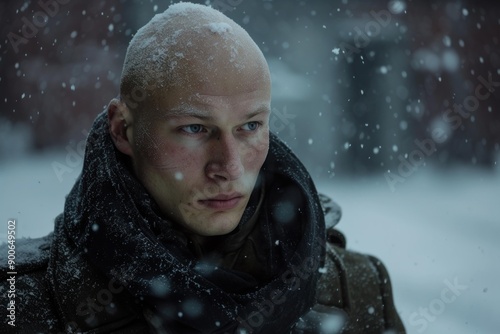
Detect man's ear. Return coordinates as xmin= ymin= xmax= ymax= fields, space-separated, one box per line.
xmin=108 ymin=98 xmax=134 ymax=157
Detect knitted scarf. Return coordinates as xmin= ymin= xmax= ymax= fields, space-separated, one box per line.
xmin=49 ymin=110 xmax=325 ymax=333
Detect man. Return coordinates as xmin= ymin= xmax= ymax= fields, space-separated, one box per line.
xmin=0 ymin=3 xmax=405 ymax=333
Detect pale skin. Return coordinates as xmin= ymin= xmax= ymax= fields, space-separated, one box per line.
xmin=108 ymin=10 xmax=271 ymax=237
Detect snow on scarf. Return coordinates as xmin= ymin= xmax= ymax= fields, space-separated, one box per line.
xmin=48 ymin=110 xmax=326 ymax=333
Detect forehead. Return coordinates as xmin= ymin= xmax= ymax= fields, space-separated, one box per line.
xmin=150 ymin=89 xmax=271 ymax=122
xmin=148 ymin=43 xmax=271 ymax=120
xmin=130 ymin=6 xmax=272 ymax=120
xmin=167 ymin=30 xmax=269 ymax=90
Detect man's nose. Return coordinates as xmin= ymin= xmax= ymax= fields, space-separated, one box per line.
xmin=205 ymin=134 xmax=244 ymax=181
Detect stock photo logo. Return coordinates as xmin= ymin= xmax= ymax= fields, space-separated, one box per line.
xmin=408 ymin=277 xmax=468 ymax=333
xmin=8 ymin=0 xmax=73 ymax=54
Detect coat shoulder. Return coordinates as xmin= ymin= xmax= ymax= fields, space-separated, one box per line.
xmin=1 ymin=233 xmax=61 ymax=332
xmin=0 ymin=233 xmax=52 ymax=279
xmin=318 ymin=193 xmax=342 ymax=229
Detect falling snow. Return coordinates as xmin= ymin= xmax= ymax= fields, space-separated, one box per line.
xmin=1 ymin=1 xmax=499 ymax=333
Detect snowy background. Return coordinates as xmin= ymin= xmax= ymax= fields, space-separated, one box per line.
xmin=1 ymin=0 xmax=500 ymax=333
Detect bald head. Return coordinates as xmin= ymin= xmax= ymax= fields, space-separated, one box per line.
xmin=120 ymin=2 xmax=270 ymax=114
xmin=108 ymin=3 xmax=272 ymax=236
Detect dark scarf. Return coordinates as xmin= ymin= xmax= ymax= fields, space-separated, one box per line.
xmin=48 ymin=111 xmax=325 ymax=333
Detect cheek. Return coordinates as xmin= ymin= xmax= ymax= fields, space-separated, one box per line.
xmin=137 ymin=135 xmax=201 ymax=171
xmin=131 ymin=121 xmax=184 ymax=169
xmin=138 ymin=147 xmax=203 ymax=205
xmin=242 ymin=131 xmax=269 ymax=170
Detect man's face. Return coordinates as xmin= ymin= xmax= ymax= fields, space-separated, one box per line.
xmin=129 ymin=64 xmax=271 ymax=236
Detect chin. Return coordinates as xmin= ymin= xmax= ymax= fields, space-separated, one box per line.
xmin=195 ymin=211 xmax=242 ymax=236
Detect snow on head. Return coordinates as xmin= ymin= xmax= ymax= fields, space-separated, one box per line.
xmin=119 ymin=2 xmax=267 ymax=112
xmin=206 ymin=22 xmax=233 ymax=35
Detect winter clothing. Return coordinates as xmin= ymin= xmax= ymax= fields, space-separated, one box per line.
xmin=0 ymin=111 xmax=405 ymax=333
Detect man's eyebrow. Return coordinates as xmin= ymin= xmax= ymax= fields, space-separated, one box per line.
xmin=164 ymin=106 xmax=270 ymax=121
xmin=245 ymin=106 xmax=270 ymax=120
xmin=166 ymin=108 xmax=213 ymax=120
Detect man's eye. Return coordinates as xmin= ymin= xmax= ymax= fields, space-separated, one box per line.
xmin=181 ymin=124 xmax=205 ymax=134
xmin=241 ymin=121 xmax=260 ymax=131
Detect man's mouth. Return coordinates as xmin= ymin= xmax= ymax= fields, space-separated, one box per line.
xmin=198 ymin=193 xmax=244 ymax=210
